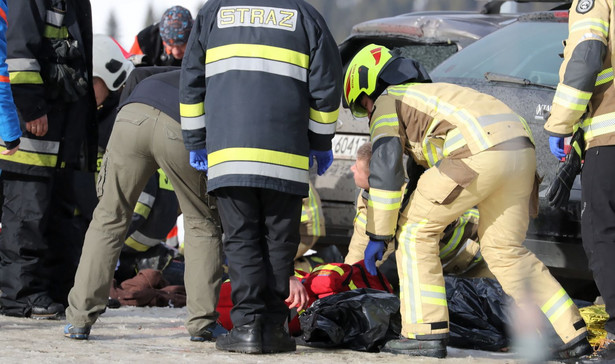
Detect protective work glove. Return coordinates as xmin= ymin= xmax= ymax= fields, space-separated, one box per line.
xmin=546 ymin=128 xmax=585 ymax=209
xmin=549 ymin=136 xmax=566 ymax=160
xmin=364 ymin=239 xmax=386 ymax=276
xmin=189 ymin=148 xmax=208 ymax=172
xmin=309 ymin=149 xmax=333 ymax=176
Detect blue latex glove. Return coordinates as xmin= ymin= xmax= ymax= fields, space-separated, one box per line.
xmin=549 ymin=136 xmax=566 ymax=159
xmin=364 ymin=239 xmax=385 ymax=276
xmin=189 ymin=148 xmax=208 ymax=172
xmin=309 ymin=149 xmax=333 ymax=176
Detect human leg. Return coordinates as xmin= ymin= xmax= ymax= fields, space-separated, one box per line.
xmin=470 ymin=148 xmax=588 ymax=356
xmin=261 ymin=189 xmax=302 ymax=353
xmin=214 ymin=186 xmax=265 ymax=353
xmin=66 ymin=103 xmax=158 ymax=330
xmin=153 ymin=111 xmax=224 ymax=339
xmin=0 ymin=172 xmax=63 ymax=318
xmin=578 ymin=146 xmax=615 ymax=361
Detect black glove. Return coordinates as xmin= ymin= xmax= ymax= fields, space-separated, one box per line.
xmin=47 ymin=63 xmax=89 ymax=102
xmin=546 ymin=128 xmax=585 ymax=209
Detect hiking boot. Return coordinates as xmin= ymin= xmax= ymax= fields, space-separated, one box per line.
xmin=262 ymin=323 xmax=296 ymax=353
xmin=64 ymin=324 xmax=91 ymax=340
xmin=554 ymin=338 xmax=593 ymax=360
xmin=215 ymin=319 xmax=262 ymax=354
xmin=577 ymin=338 xmax=615 ymax=363
xmin=381 ymin=337 xmax=447 ymax=358
xmin=31 ymin=296 xmax=65 ymax=320
xmin=190 ymin=322 xmax=228 ymax=342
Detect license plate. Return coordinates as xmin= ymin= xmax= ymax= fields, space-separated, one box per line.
xmin=332 ymin=133 xmax=370 ymax=160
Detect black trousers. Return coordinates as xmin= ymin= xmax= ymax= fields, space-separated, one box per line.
xmin=581 ymin=146 xmax=615 ymax=334
xmin=214 ymin=187 xmax=302 ymax=327
xmin=0 ymin=170 xmax=84 ymax=315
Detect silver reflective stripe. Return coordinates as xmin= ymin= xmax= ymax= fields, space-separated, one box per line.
xmin=181 ymin=115 xmax=206 ymax=130
xmin=206 ymin=57 xmax=307 ymax=82
xmin=368 ymin=194 xmax=400 ymax=206
xmin=129 ymin=231 xmax=161 ymax=247
xmin=308 ymin=119 xmax=337 ymax=135
xmin=208 ymin=161 xmax=308 ymax=184
xmin=477 ymin=113 xmax=519 ymax=127
xmin=6 ymin=58 xmax=40 ymax=72
xmin=443 ymin=131 xmax=464 ymax=151
xmin=580 ymin=32 xmax=604 ymax=42
xmin=420 ymin=289 xmax=446 ymax=301
xmin=138 ymin=192 xmax=155 ymax=208
xmin=7 ymin=136 xmax=60 ymax=154
xmin=46 ymin=10 xmax=64 ymax=27
xmin=544 ymin=293 xmax=571 ymax=319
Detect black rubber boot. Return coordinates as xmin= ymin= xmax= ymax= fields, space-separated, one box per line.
xmin=381 ymin=337 xmax=447 ymax=358
xmin=215 ymin=318 xmax=262 ymax=354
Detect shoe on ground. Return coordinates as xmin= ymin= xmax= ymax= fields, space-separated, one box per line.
xmin=576 ymin=338 xmax=615 ymax=363
xmin=190 ymin=322 xmax=228 ymax=342
xmin=30 ymin=296 xmax=65 ymax=320
xmin=64 ymin=324 xmax=91 ymax=340
xmin=554 ymin=338 xmax=593 ymax=360
xmin=262 ymin=323 xmax=296 ymax=353
xmin=215 ymin=320 xmax=262 ymax=354
xmin=381 ymin=337 xmax=447 ymax=358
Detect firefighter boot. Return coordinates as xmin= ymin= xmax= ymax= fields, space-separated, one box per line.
xmin=381 ymin=337 xmax=447 ymax=358
xmin=215 ymin=318 xmax=262 ymax=354
xmin=262 ymin=322 xmax=296 ymax=353
xmin=554 ymin=338 xmax=592 ymax=361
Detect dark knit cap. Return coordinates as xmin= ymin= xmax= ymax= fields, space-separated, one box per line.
xmin=159 ymin=6 xmax=193 ymax=46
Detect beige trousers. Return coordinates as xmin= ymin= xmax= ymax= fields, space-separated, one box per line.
xmin=397 ymin=147 xmax=586 ymax=346
xmin=66 ymin=103 xmax=223 ymax=336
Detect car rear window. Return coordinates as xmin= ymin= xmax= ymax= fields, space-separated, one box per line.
xmin=394 ymin=44 xmax=458 ymax=72
xmin=430 ymin=21 xmax=568 ymax=87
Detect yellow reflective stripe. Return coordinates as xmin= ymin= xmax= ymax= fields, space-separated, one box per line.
xmin=312 ymin=264 xmax=345 ymax=276
xmin=133 ymin=202 xmax=151 ymax=219
xmin=206 ymin=43 xmax=309 ymax=69
xmin=348 ymin=281 xmax=358 ymax=290
xmin=300 ymin=208 xmax=308 ymax=222
xmin=124 ymin=237 xmax=150 ymax=252
xmin=368 ymin=188 xmax=402 ymax=211
xmin=369 ymin=113 xmax=398 ymax=139
xmin=570 ymin=18 xmax=609 ymax=37
xmin=518 ymin=115 xmax=535 ymax=144
xmin=44 ymin=25 xmax=69 ymax=39
xmin=208 ymin=147 xmax=308 ymax=169
xmin=553 ymin=84 xmax=592 ymax=111
xmin=180 ymin=102 xmax=205 ymax=118
xmin=422 ymin=140 xmax=440 ymax=168
xmin=9 ymin=71 xmax=43 ymax=85
xmin=420 ymin=284 xmax=447 ymax=306
xmin=398 ymin=219 xmax=428 ymax=325
xmin=581 ymin=112 xmax=615 ymax=139
xmin=158 ymin=169 xmax=174 ymax=191
xmin=541 ymin=288 xmax=574 ymax=323
xmin=307 ymin=185 xmax=321 ymax=236
xmin=0 ymin=148 xmax=57 ymax=167
xmin=439 ymin=221 xmax=465 ymax=259
xmin=442 ymin=128 xmax=466 ymax=156
xmin=310 ymin=108 xmax=339 ymax=124
xmin=596 ymin=68 xmax=614 ymax=86
xmin=354 ymin=211 xmax=367 ymax=229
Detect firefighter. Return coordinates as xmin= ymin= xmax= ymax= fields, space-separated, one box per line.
xmin=344 ymin=142 xmax=491 ymax=279
xmin=180 ymin=0 xmax=342 ymax=354
xmin=545 ymin=0 xmax=615 ymax=361
xmin=129 ymin=6 xmax=193 ymax=67
xmin=344 ymin=44 xmax=591 ymax=359
xmin=0 ymin=0 xmax=96 ymax=318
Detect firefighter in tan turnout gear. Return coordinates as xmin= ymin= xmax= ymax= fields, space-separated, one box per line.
xmin=545 ymin=0 xmax=615 ymax=361
xmin=343 ymin=44 xmax=592 ymax=359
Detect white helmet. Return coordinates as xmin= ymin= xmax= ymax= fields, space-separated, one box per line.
xmin=92 ymin=34 xmax=134 ymax=91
